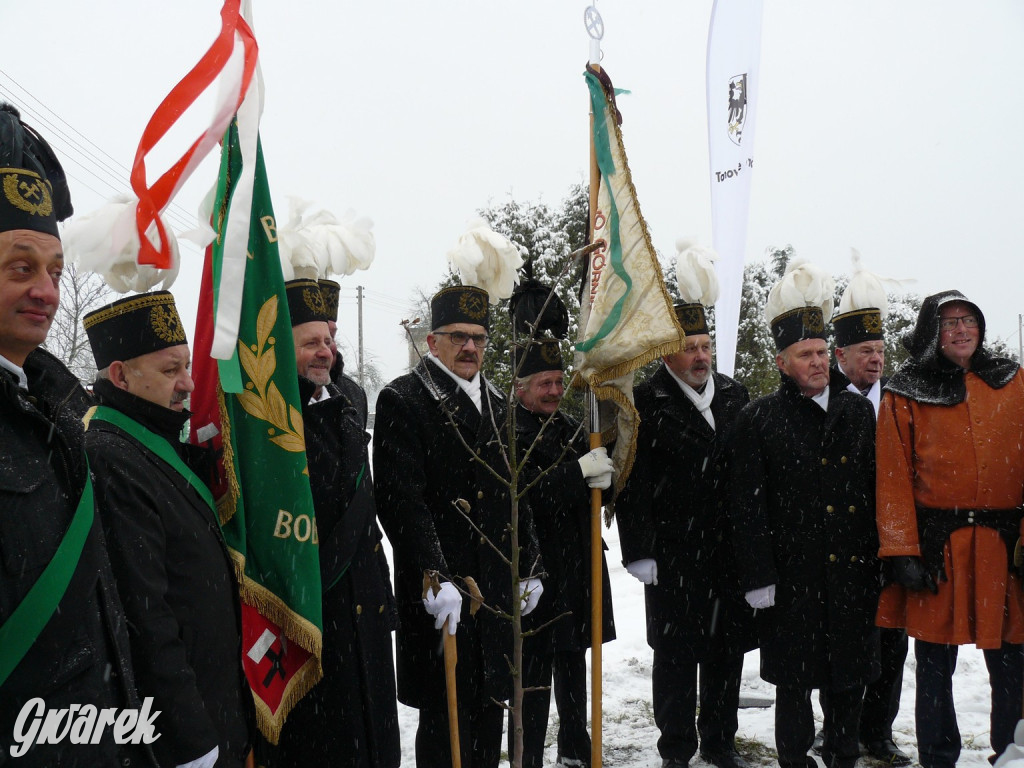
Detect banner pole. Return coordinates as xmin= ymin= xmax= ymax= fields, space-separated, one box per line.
xmin=588 ymin=58 xmax=604 ymax=768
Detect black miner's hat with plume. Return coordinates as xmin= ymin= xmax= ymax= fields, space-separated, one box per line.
xmin=508 ymin=259 xmax=569 ymax=340
xmin=0 ymin=103 xmax=73 ymax=237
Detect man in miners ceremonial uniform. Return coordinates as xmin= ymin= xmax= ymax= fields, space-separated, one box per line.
xmin=510 ymin=338 xmax=616 ymax=768
xmin=819 ymin=275 xmax=910 ymax=766
xmin=319 ymin=277 xmax=369 ymax=428
xmin=271 ymin=278 xmax=400 ymax=767
xmin=875 ymin=290 xmax=1024 ymax=768
xmin=0 ymin=103 xmax=150 ymax=766
xmin=83 ymin=291 xmax=253 ymax=768
xmin=615 ymin=298 xmax=755 ymax=768
xmin=373 ymin=284 xmax=545 ymax=768
xmin=728 ymin=260 xmax=881 ymax=768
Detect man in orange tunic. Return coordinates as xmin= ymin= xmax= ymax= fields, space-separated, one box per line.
xmin=876 ymin=290 xmax=1024 ymax=768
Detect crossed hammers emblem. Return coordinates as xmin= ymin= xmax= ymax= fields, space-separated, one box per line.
xmin=18 ymin=180 xmax=42 ymax=201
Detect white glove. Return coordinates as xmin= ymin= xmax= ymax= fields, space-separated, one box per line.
xmin=177 ymin=746 xmax=219 ymax=768
xmin=519 ymin=578 xmax=544 ymax=616
xmin=626 ymin=558 xmax=658 ymax=585
xmin=423 ymin=581 xmax=462 ymax=635
xmin=745 ymin=584 xmax=776 ymax=610
xmin=577 ymin=447 xmax=615 ymax=490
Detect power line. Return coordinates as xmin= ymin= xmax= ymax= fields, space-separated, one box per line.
xmin=0 ymin=70 xmax=199 ymax=232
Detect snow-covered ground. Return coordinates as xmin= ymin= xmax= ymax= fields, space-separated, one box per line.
xmin=382 ymin=519 xmax=1001 ymax=767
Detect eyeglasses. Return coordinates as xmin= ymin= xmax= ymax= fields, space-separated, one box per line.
xmin=434 ymin=331 xmax=489 ymax=348
xmin=939 ymin=315 xmax=979 ymax=331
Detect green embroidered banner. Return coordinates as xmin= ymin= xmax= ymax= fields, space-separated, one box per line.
xmin=189 ymin=120 xmax=322 ymax=744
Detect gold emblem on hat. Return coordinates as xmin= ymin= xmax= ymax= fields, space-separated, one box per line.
xmin=540 ymin=342 xmax=561 ymax=365
xmin=303 ymin=287 xmax=326 ymax=317
xmin=151 ymin=304 xmax=186 ymax=343
xmin=862 ymin=313 xmax=882 ymax=334
xmin=3 ymin=170 xmax=53 ymax=217
xmin=803 ymin=308 xmax=824 ymax=333
xmin=680 ymin=307 xmax=703 ymax=332
xmin=459 ymin=291 xmax=487 ymax=320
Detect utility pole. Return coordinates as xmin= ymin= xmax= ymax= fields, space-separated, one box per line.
xmin=357 ymin=285 xmax=365 ymax=387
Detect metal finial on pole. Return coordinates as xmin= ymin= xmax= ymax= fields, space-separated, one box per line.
xmin=584 ymin=4 xmax=604 ymax=66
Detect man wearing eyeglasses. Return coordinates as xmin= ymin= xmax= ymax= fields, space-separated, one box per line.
xmin=876 ymin=291 xmax=1024 ymax=768
xmin=374 ymin=284 xmax=544 ymax=768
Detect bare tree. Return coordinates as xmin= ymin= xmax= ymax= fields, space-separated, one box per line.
xmin=45 ymin=263 xmax=112 ymax=383
xmin=404 ymin=239 xmax=597 ymax=768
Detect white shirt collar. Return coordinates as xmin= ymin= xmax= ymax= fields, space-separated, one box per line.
xmin=0 ymin=354 xmax=28 ymax=390
xmin=837 ymin=362 xmax=881 ymax=418
xmin=309 ymin=385 xmax=332 ymax=405
xmin=810 ymin=385 xmax=830 ymax=412
xmin=427 ymin=353 xmax=482 ymax=412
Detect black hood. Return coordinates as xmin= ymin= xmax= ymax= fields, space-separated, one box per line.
xmin=902 ymin=290 xmax=985 ymax=364
xmin=886 ymin=290 xmax=1017 ymax=405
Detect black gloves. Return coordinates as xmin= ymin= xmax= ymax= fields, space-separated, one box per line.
xmin=891 ymin=556 xmax=938 ymax=594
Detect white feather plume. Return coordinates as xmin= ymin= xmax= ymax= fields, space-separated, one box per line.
xmin=277 ymin=197 xmax=375 ymax=282
xmin=763 ymin=256 xmax=835 ymax=324
xmin=673 ymin=237 xmax=720 ymax=306
xmin=446 ymin=218 xmax=524 ymax=304
xmin=838 ymin=248 xmax=890 ymax=319
xmin=61 ymin=194 xmax=180 ymax=293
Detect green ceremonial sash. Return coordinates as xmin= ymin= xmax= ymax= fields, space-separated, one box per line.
xmin=88 ymin=405 xmax=216 ymax=514
xmin=0 ymin=469 xmax=94 ymax=688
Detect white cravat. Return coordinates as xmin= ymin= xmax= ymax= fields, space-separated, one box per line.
xmin=666 ymin=366 xmax=716 ymax=430
xmin=0 ymin=353 xmax=28 ymax=390
xmin=427 ymin=353 xmax=482 ymax=412
xmin=810 ymin=385 xmax=830 ymax=412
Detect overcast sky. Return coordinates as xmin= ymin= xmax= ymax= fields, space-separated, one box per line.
xmin=4 ymin=1 xmax=1023 ymax=383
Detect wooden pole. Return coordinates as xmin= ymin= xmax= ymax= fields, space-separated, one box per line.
xmin=443 ymin=624 xmax=461 ymax=768
xmin=588 ymin=62 xmax=604 ymax=768
xmin=427 ymin=572 xmax=461 ymax=768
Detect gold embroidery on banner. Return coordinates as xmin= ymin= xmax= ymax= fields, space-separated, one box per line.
xmin=235 ymin=295 xmax=308 ymax=454
xmin=2 ymin=170 xmax=53 ymax=217
xmin=150 ymin=304 xmax=186 ymax=343
xmin=459 ymin=291 xmax=487 ymax=321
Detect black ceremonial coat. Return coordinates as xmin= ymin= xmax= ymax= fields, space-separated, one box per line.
xmin=86 ymin=380 xmax=252 ymax=768
xmin=373 ymin=358 xmax=542 ymax=708
xmin=615 ymin=366 xmax=755 ymax=658
xmin=515 ymin=404 xmax=615 ymax=652
xmin=0 ymin=351 xmax=150 ymax=767
xmin=273 ymin=381 xmax=400 ymax=768
xmin=727 ymin=374 xmax=881 ymax=690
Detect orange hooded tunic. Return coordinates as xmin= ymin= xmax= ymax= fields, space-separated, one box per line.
xmin=875 ymin=371 xmax=1024 ymax=648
